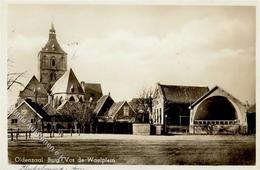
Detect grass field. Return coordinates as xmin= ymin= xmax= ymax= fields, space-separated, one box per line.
xmin=8 ymin=134 xmax=255 ymax=165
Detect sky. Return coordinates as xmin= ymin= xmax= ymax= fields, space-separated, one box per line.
xmin=7 ymin=4 xmax=256 ymax=107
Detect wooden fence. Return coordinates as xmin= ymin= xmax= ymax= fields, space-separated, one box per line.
xmin=8 ymin=128 xmax=81 ymax=141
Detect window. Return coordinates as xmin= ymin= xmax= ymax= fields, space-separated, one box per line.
xmin=123 ymin=106 xmax=130 ymax=116
xmin=31 ymin=119 xmax=36 ymax=123
xmin=43 ymin=56 xmax=47 ymax=67
xmin=79 ymin=97 xmax=83 ymax=103
xmin=70 ymin=85 xmax=75 ymax=93
xmin=50 ymin=73 xmax=53 ymax=80
xmin=11 ymin=119 xmax=17 ymax=124
xmin=69 ymin=96 xmax=75 ymax=101
xmin=50 ymin=72 xmax=56 ymax=81
xmin=51 ymin=58 xmax=56 ymax=67
xmin=61 ymin=56 xmax=64 ymax=68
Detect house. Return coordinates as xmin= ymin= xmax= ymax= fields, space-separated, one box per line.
xmin=93 ymin=95 xmax=136 ymax=134
xmin=8 ymin=99 xmax=50 ymax=131
xmin=151 ymin=83 xmax=209 ymax=135
xmin=189 ymin=86 xmax=248 ymax=135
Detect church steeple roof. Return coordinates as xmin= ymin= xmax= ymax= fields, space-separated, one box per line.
xmin=41 ymin=23 xmax=66 ymax=54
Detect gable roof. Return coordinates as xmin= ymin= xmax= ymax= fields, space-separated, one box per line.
xmin=81 ymin=82 xmax=103 ymax=94
xmin=40 ymin=24 xmax=66 ymax=54
xmin=19 ymin=76 xmax=48 ymax=97
xmin=105 ymin=101 xmax=126 ymax=118
xmin=189 ymin=86 xmax=245 ymax=109
xmin=8 ymin=99 xmax=50 ymax=120
xmin=51 ymin=68 xmax=84 ymax=94
xmin=158 ymin=83 xmax=209 ymax=104
xmin=105 ymin=101 xmax=136 ymax=119
xmin=93 ymin=95 xmax=113 ymax=114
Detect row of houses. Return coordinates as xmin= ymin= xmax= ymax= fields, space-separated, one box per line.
xmin=8 ymin=24 xmax=255 ymax=135
xmin=8 ymin=82 xmax=254 ymax=135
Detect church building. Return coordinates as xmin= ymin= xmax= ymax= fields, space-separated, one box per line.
xmin=8 ymin=24 xmax=103 ymax=132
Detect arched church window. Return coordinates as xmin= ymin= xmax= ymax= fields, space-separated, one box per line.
xmin=43 ymin=56 xmax=47 ymax=68
xmin=52 ymin=58 xmax=56 ymax=67
xmin=50 ymin=73 xmax=53 ymax=81
xmin=69 ymin=96 xmax=75 ymax=102
xmin=50 ymin=72 xmax=56 ymax=81
xmin=70 ymin=85 xmax=75 ymax=93
xmin=61 ymin=56 xmax=64 ymax=69
xmin=79 ymin=96 xmax=83 ymax=103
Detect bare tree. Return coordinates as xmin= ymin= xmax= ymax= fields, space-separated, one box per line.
xmin=132 ymin=87 xmax=154 ymax=123
xmin=7 ymin=57 xmax=27 ymax=90
xmin=7 ymin=71 xmax=26 ymax=90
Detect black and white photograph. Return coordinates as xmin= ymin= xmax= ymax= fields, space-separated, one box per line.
xmin=1 ymin=0 xmax=258 ymax=169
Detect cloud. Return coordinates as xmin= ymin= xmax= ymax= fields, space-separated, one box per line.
xmin=7 ymin=7 xmax=255 ymax=106
xmin=61 ymin=17 xmax=255 ymax=103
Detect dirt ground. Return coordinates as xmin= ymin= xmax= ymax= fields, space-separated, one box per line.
xmin=8 ymin=134 xmax=255 ymax=165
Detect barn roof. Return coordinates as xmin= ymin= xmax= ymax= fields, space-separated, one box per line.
xmin=25 ymin=99 xmax=50 ymax=120
xmin=105 ymin=101 xmax=126 ymax=118
xmin=158 ymin=83 xmax=209 ymax=104
xmin=51 ymin=68 xmax=84 ymax=94
xmin=105 ymin=101 xmax=136 ymax=120
xmin=40 ymin=24 xmax=66 ymax=54
xmin=93 ymin=95 xmax=113 ymax=114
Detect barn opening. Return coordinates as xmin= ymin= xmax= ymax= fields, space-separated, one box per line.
xmin=194 ymin=96 xmax=237 ymax=122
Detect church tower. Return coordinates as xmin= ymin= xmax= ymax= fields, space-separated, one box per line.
xmin=39 ymin=23 xmax=67 ymax=92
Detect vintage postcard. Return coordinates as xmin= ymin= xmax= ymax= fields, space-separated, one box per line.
xmin=1 ymin=0 xmax=258 ymax=170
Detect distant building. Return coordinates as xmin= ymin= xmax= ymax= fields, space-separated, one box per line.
xmin=93 ymin=94 xmax=136 ymax=134
xmin=189 ymin=86 xmax=248 ymax=135
xmin=151 ymin=83 xmax=209 ymax=135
